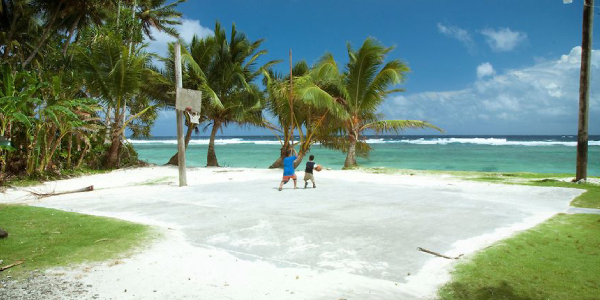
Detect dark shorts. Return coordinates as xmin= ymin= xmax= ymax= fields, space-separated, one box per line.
xmin=281 ymin=174 xmax=297 ymax=183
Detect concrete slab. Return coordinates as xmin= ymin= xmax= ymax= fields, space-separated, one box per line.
xmin=1 ymin=167 xmax=583 ymax=299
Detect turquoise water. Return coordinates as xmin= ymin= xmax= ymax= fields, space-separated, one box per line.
xmin=130 ymin=135 xmax=600 ymax=175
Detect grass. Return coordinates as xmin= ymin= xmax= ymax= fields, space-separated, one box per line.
xmin=0 ymin=204 xmax=151 ymax=278
xmin=438 ymin=213 xmax=600 ymax=300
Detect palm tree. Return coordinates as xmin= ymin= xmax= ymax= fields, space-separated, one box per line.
xmin=182 ymin=22 xmax=274 ymax=167
xmin=0 ymin=0 xmax=39 ymax=63
xmin=59 ymin=0 xmax=109 ymax=56
xmin=22 ymin=0 xmax=114 ymax=67
xmin=302 ymin=38 xmax=442 ymax=168
xmin=75 ymin=31 xmax=161 ymax=168
xmin=262 ymin=60 xmax=348 ymax=168
xmin=136 ymin=0 xmax=186 ymax=40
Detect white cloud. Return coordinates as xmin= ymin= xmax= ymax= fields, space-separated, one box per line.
xmin=480 ymin=27 xmax=527 ymax=52
xmin=476 ymin=62 xmax=495 ymax=79
xmin=145 ymin=19 xmax=213 ymax=58
xmin=437 ymin=23 xmax=476 ymax=53
xmin=380 ymin=46 xmax=600 ymax=134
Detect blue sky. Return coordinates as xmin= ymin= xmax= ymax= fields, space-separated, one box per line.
xmin=146 ymin=0 xmax=600 ymax=136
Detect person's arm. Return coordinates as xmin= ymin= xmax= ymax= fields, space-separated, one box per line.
xmin=292 ymin=149 xmax=297 ymax=156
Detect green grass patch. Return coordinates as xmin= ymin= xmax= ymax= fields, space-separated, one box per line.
xmin=438 ymin=213 xmax=600 ymax=300
xmin=0 ymin=204 xmax=151 ymax=278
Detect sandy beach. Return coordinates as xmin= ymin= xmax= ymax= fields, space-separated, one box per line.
xmin=0 ymin=166 xmax=583 ymax=300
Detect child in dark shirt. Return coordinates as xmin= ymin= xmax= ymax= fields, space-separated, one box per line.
xmin=304 ymin=155 xmax=317 ymax=188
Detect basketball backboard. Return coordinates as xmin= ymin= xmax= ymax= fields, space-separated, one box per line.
xmin=176 ymin=88 xmax=202 ymax=112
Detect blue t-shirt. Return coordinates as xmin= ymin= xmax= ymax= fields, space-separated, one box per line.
xmin=283 ymin=156 xmax=297 ymax=176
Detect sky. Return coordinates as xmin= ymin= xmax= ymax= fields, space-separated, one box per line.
xmin=145 ymin=0 xmax=600 ymax=136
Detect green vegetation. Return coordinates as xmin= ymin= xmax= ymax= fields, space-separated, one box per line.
xmin=0 ymin=204 xmax=150 ymax=278
xmin=438 ymin=213 xmax=600 ymax=300
xmin=291 ymin=39 xmax=443 ymax=169
xmin=175 ymin=22 xmax=274 ymax=167
xmin=1 ymin=0 xmax=435 ymax=176
xmin=1 ymin=0 xmax=186 ymax=182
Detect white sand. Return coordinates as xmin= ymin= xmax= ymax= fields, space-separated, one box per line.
xmin=0 ymin=166 xmax=584 ymax=299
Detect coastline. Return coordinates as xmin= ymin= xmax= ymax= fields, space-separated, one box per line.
xmin=0 ymin=166 xmax=587 ymax=299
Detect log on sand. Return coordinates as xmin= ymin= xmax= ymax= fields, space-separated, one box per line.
xmin=30 ymin=185 xmax=94 ymax=198
xmin=417 ymin=247 xmax=463 ymax=260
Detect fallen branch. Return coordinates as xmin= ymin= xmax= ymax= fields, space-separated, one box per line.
xmin=417 ymin=247 xmax=463 ymax=260
xmin=30 ymin=185 xmax=94 ymax=198
xmin=0 ymin=260 xmax=24 ymax=271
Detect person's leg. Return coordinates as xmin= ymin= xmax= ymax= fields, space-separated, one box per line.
xmin=279 ymin=177 xmax=288 ymax=191
xmin=293 ymin=175 xmax=297 ymax=189
xmin=311 ymin=177 xmax=316 ymax=188
xmin=303 ymin=174 xmax=309 ymax=188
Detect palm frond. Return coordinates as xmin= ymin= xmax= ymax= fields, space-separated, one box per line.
xmin=361 ymin=120 xmax=444 ymax=134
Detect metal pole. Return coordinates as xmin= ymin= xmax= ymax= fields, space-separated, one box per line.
xmin=289 ymin=49 xmax=294 ymax=150
xmin=175 ymin=42 xmax=187 ymax=186
xmin=576 ymin=0 xmax=594 ymax=181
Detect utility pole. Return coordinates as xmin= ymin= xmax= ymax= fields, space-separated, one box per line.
xmin=175 ymin=42 xmax=187 ymax=186
xmin=289 ymin=49 xmax=294 ymax=150
xmin=576 ymin=0 xmax=594 ymax=181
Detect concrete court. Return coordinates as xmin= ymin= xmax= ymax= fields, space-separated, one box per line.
xmin=21 ymin=167 xmax=582 ymax=297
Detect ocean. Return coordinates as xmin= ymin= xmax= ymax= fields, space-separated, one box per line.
xmin=129 ymin=135 xmax=600 ymax=175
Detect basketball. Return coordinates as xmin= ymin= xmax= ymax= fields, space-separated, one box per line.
xmin=185 ymin=106 xmax=192 ymax=112
xmin=315 ymin=164 xmax=322 ymax=172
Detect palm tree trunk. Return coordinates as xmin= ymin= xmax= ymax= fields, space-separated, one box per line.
xmin=76 ymin=140 xmax=90 ymax=169
xmin=62 ymin=15 xmax=81 ymax=57
xmin=45 ymin=134 xmax=64 ymax=172
xmin=105 ymin=120 xmax=121 ymax=169
xmin=26 ymin=127 xmax=39 ymax=176
xmin=268 ymin=142 xmax=291 ymax=168
xmin=293 ymin=152 xmax=306 ymax=169
xmin=2 ymin=10 xmax=19 ymax=60
xmin=344 ymin=139 xmax=357 ymax=169
xmin=206 ymin=121 xmax=220 ymax=167
xmin=22 ymin=1 xmax=64 ymax=67
xmin=268 ymin=146 xmax=306 ymax=169
xmin=66 ymin=133 xmax=73 ymax=169
xmin=166 ymin=124 xmax=195 ymax=165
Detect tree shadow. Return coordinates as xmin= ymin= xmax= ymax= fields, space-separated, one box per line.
xmin=441 ymin=281 xmax=545 ymax=300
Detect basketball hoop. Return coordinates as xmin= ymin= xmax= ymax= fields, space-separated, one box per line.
xmin=186 ymin=110 xmax=201 ymax=124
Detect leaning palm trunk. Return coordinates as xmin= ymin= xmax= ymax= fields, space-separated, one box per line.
xmin=206 ymin=122 xmax=220 ymax=167
xmin=268 ymin=142 xmax=292 ymax=169
xmin=166 ymin=123 xmax=196 ymax=165
xmin=268 ymin=146 xmax=306 ymax=169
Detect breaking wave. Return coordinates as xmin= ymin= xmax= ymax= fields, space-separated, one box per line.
xmin=128 ymin=137 xmax=600 ymax=146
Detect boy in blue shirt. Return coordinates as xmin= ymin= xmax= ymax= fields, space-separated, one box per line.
xmin=278 ymin=149 xmax=298 ymax=191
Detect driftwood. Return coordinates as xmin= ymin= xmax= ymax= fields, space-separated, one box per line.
xmin=0 ymin=260 xmax=24 ymax=271
xmin=30 ymin=185 xmax=94 ymax=198
xmin=417 ymin=247 xmax=463 ymax=260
